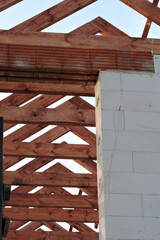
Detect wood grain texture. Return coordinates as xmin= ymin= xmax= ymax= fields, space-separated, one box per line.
xmin=9 ymin=0 xmax=97 ymax=32
xmin=0 ymin=81 xmax=95 ymax=96
xmin=6 ymin=231 xmax=99 ymax=240
xmin=5 ymin=193 xmax=98 ymax=208
xmin=0 ymin=31 xmax=159 ymax=53
xmin=4 ymin=208 xmax=98 ymax=222
xmin=0 ymin=0 xmax=22 ymax=11
xmin=4 ymin=171 xmax=97 ymax=187
xmin=1 ymin=106 xmax=95 ymax=126
xmin=70 ymin=16 xmax=129 ymax=36
xmin=120 ymin=0 xmax=160 ymax=26
xmin=142 ymin=0 xmax=159 ymax=38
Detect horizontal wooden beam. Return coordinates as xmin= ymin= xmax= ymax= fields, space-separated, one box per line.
xmin=10 ymin=0 xmax=97 ymax=32
xmin=0 ymin=70 xmax=97 ymax=84
xmin=3 ymin=142 xmax=96 ymax=159
xmin=0 ymin=31 xmax=159 ymax=53
xmin=6 ymin=231 xmax=99 ymax=240
xmin=4 ymin=208 xmax=98 ymax=222
xmin=4 ymin=171 xmax=97 ymax=187
xmin=5 ymin=193 xmax=98 ymax=208
xmin=1 ymin=106 xmax=95 ymax=126
xmin=0 ymin=81 xmax=95 ymax=96
xmin=0 ymin=0 xmax=22 ymax=11
xmin=120 ymin=0 xmax=160 ymax=26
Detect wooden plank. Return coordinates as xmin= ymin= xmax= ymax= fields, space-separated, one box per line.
xmin=70 ymin=16 xmax=129 ymax=36
xmin=120 ymin=0 xmax=160 ymax=26
xmin=1 ymin=106 xmax=95 ymax=126
xmin=0 ymin=93 xmax=36 ymax=107
xmin=10 ymin=0 xmax=97 ymax=32
xmin=0 ymin=81 xmax=94 ymax=96
xmin=4 ymin=95 xmax=63 ymax=131
xmin=9 ymin=221 xmax=27 ymax=230
xmin=17 ymin=222 xmax=43 ymax=231
xmin=0 ymin=0 xmax=22 ymax=11
xmin=43 ymin=163 xmax=98 ymax=197
xmin=3 ymin=94 xmax=66 ymax=141
xmin=0 ymin=70 xmax=97 ymax=84
xmin=1 ymin=93 xmax=37 ymax=131
xmin=0 ymin=31 xmax=159 ymax=53
xmin=4 ymin=208 xmax=98 ymax=222
xmin=43 ymin=222 xmax=67 ymax=232
xmin=74 ymin=158 xmax=97 ymax=175
xmin=4 ymin=125 xmax=70 ymax=144
xmin=142 ymin=0 xmax=159 ymax=38
xmin=6 ymin=231 xmax=99 ymax=240
xmin=92 ymin=17 xmax=129 ymax=36
xmin=3 ymin=142 xmax=96 ymax=159
xmin=5 ymin=193 xmax=98 ymax=208
xmin=70 ymin=126 xmax=96 ymax=145
xmin=68 ymin=222 xmax=95 ymax=232
xmin=4 ymin=171 xmax=97 ymax=187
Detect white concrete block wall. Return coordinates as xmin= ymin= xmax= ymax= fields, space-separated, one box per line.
xmin=95 ymin=58 xmax=160 ymax=240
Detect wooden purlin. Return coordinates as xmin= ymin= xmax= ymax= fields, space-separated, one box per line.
xmin=4 ymin=171 xmax=97 ymax=187
xmin=70 ymin=16 xmax=129 ymax=36
xmin=0 ymin=81 xmax=95 ymax=96
xmin=0 ymin=0 xmax=22 ymax=11
xmin=1 ymin=106 xmax=95 ymax=126
xmin=120 ymin=0 xmax=160 ymax=26
xmin=4 ymin=193 xmax=98 ymax=208
xmin=9 ymin=0 xmax=97 ymax=32
xmin=0 ymin=31 xmax=159 ymax=53
xmin=4 ymin=208 xmax=98 ymax=222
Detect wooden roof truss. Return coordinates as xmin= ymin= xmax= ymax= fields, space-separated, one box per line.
xmin=0 ymin=0 xmax=160 ymax=239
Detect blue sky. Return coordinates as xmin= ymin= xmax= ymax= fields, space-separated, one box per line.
xmin=0 ymin=0 xmax=160 ymax=38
